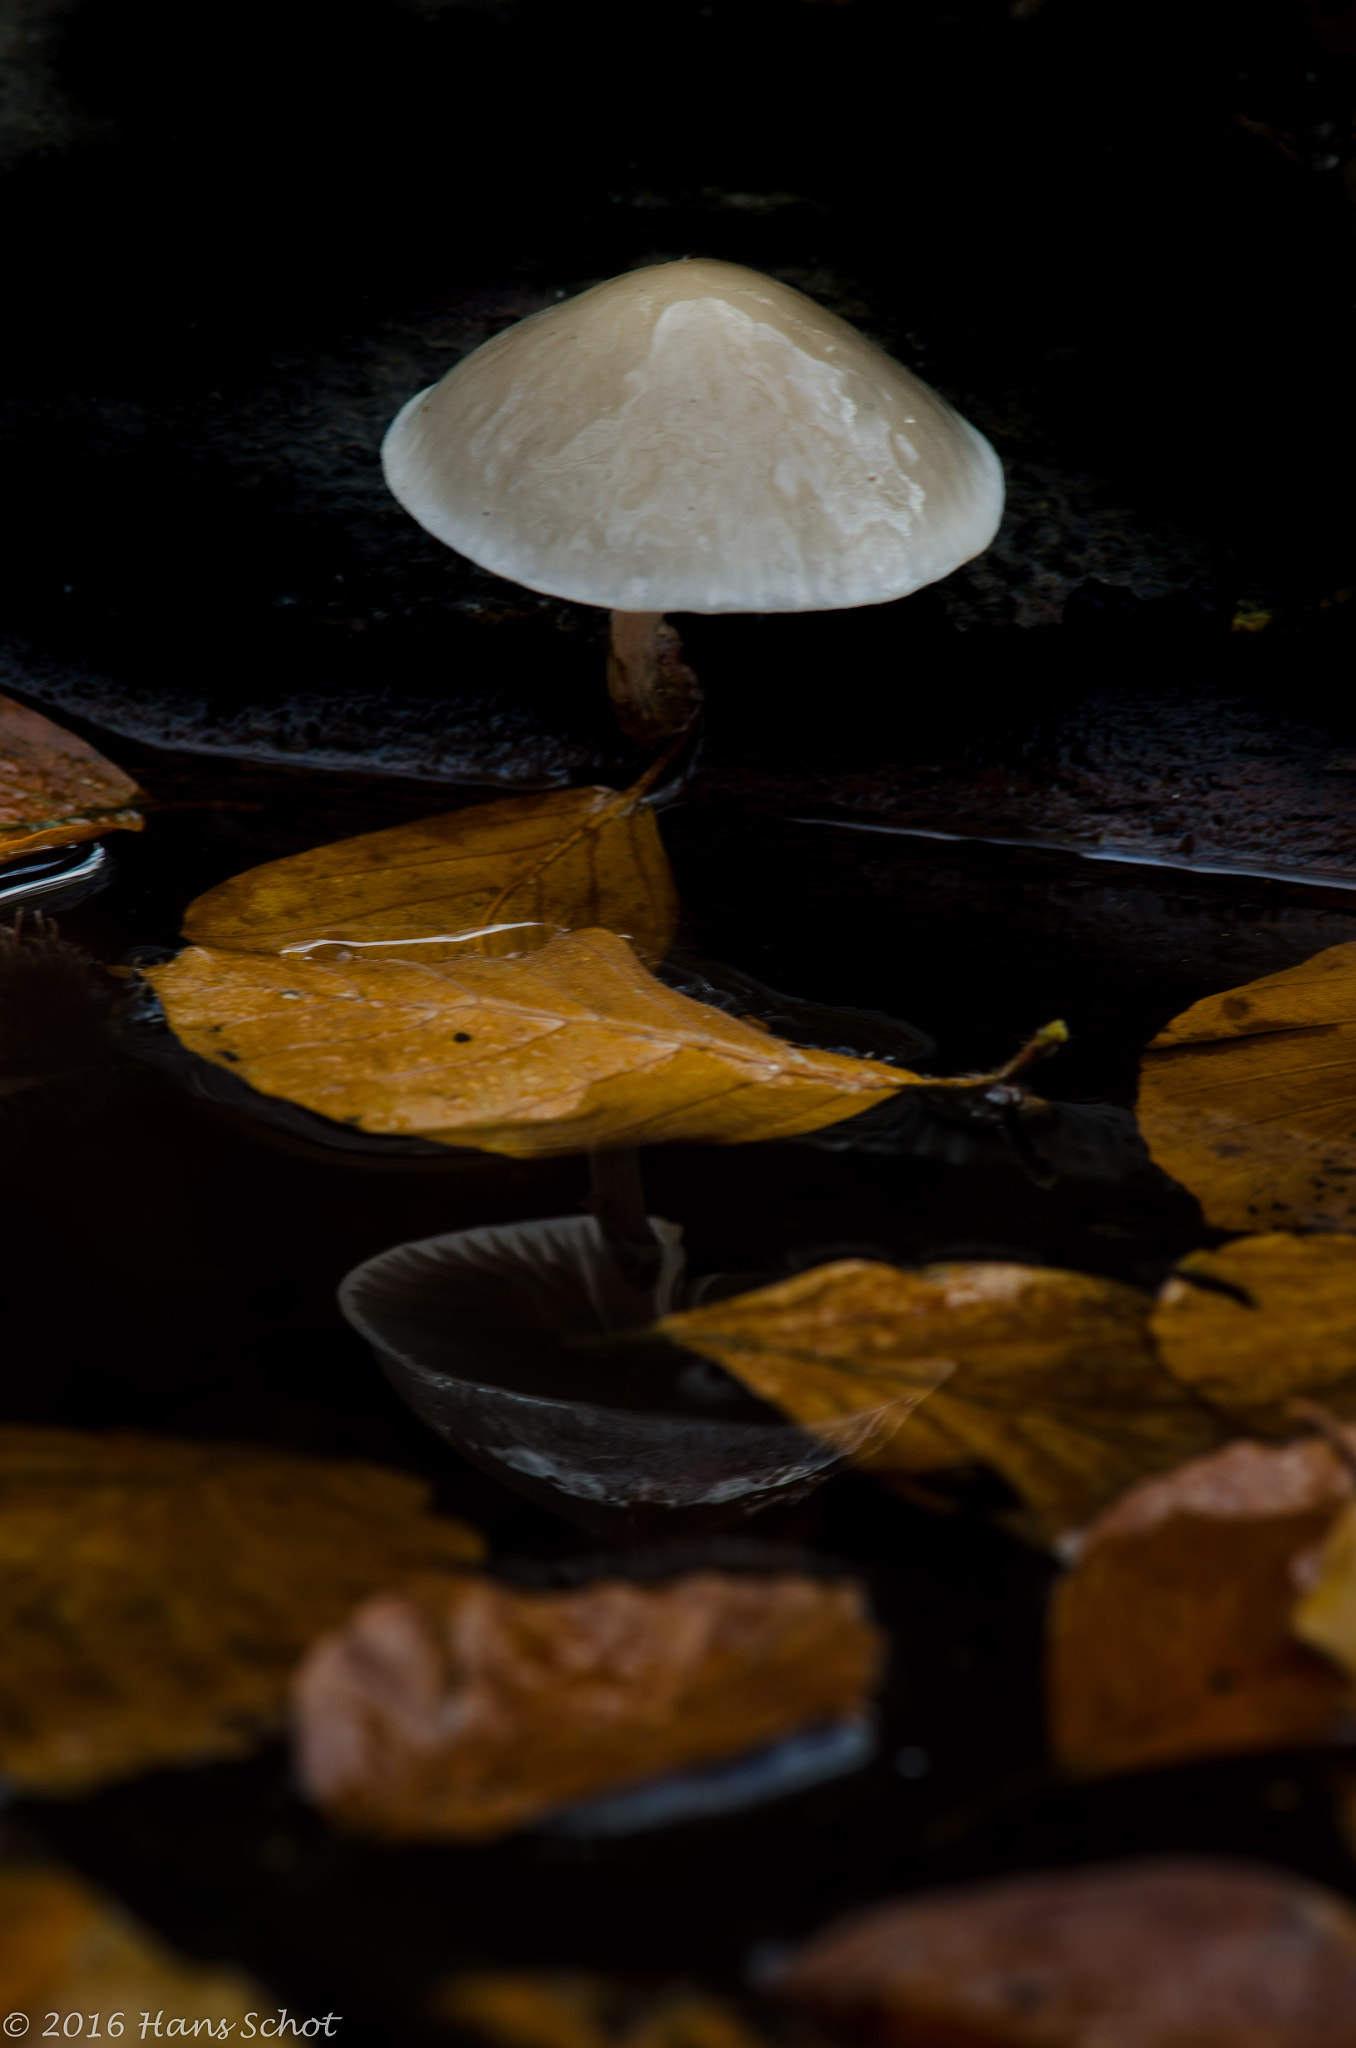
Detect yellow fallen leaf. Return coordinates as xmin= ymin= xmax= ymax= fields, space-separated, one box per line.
xmin=0 ymin=692 xmax=145 ymax=855
xmin=1153 ymin=1232 xmax=1356 ymax=1433
xmin=183 ymin=783 xmax=678 ymax=963
xmin=1137 ymin=942 xmax=1356 ymax=1231
xmin=0 ymin=1857 xmax=263 ymax=2031
xmin=147 ymin=928 xmax=914 ymax=1156
xmin=657 ymin=1260 xmax=1224 ymax=1537
xmin=1293 ymin=1499 xmax=1356 ymax=1686
xmin=0 ymin=1424 xmax=482 ymax=1795
xmin=655 ymin=1261 xmax=957 ymax=1433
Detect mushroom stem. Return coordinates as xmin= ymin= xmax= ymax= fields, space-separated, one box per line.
xmin=605 ymin=611 xmax=702 ymax=746
xmin=587 ymin=1146 xmax=665 ymax=1298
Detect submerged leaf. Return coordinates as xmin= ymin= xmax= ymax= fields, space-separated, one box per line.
xmin=147 ymin=928 xmax=914 ymax=1157
xmin=657 ymin=1260 xmax=1223 ymax=1538
xmin=775 ymin=1857 xmax=1356 ymax=2047
xmin=183 ymin=784 xmax=678 ymax=962
xmin=0 ymin=1856 xmax=264 ymax=2029
xmin=294 ymin=1568 xmax=882 ymax=1840
xmin=1153 ymin=1232 xmax=1356 ymax=1433
xmin=1138 ymin=942 xmax=1356 ymax=1231
xmin=1048 ymin=1434 xmax=1354 ymax=1777
xmin=0 ymin=1425 xmax=482 ymax=1794
xmin=0 ymin=693 xmax=144 ymax=855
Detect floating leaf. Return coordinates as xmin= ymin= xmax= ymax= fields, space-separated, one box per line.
xmin=0 ymin=692 xmax=144 ymax=856
xmin=183 ymin=783 xmax=678 ymax=963
xmin=774 ymin=1857 xmax=1356 ymax=2046
xmin=147 ymin=928 xmax=914 ymax=1157
xmin=1153 ymin=1232 xmax=1356 ymax=1434
xmin=1048 ymin=1434 xmax=1354 ymax=1777
xmin=293 ymin=1568 xmax=881 ymax=1840
xmin=0 ymin=1425 xmax=482 ymax=1795
xmin=0 ymin=1856 xmax=264 ymax=2031
xmin=431 ymin=1974 xmax=776 ymax=2048
xmin=657 ymin=1260 xmax=1224 ymax=1538
xmin=1138 ymin=942 xmax=1356 ymax=1231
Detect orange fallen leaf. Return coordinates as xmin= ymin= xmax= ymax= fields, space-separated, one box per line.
xmin=1137 ymin=942 xmax=1356 ymax=1231
xmin=0 ymin=1424 xmax=482 ymax=1795
xmin=0 ymin=692 xmax=145 ymax=855
xmin=183 ymin=783 xmax=677 ymax=963
xmin=1048 ymin=1433 xmax=1354 ymax=1777
xmin=430 ymin=1974 xmax=777 ymax=2048
xmin=1153 ymin=1232 xmax=1356 ymax=1434
xmin=0 ymin=1855 xmax=264 ymax=2031
xmin=147 ymin=927 xmax=915 ymax=1156
xmin=657 ymin=1260 xmax=1223 ymax=1538
xmin=294 ymin=1568 xmax=881 ymax=1840
xmin=774 ymin=1856 xmax=1356 ymax=2046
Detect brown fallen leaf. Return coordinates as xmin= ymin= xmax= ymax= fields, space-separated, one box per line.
xmin=0 ymin=1853 xmax=263 ymax=2031
xmin=430 ymin=1974 xmax=777 ymax=2048
xmin=774 ymin=1856 xmax=1356 ymax=2047
xmin=147 ymin=927 xmax=915 ymax=1156
xmin=183 ymin=782 xmax=678 ymax=963
xmin=0 ymin=1424 xmax=482 ymax=1795
xmin=1137 ymin=941 xmax=1356 ymax=1231
xmin=0 ymin=692 xmax=145 ymax=855
xmin=1048 ymin=1433 xmax=1354 ymax=1777
xmin=656 ymin=1260 xmax=1224 ymax=1539
xmin=1153 ymin=1232 xmax=1356 ymax=1434
xmin=293 ymin=1568 xmax=882 ymax=1839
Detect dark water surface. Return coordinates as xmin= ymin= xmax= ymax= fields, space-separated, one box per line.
xmin=3 ymin=0 xmax=1356 ymax=2038
xmin=0 ymin=727 xmax=1353 ymax=2043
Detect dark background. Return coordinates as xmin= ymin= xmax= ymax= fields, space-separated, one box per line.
xmin=3 ymin=0 xmax=1355 ymax=786
xmin=4 ymin=3 xmax=1356 ymax=2043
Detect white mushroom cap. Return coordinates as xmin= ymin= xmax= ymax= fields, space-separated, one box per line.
xmin=382 ymin=259 xmax=1004 ymax=615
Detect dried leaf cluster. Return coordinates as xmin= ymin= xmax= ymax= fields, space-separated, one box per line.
xmin=147 ymin=775 xmax=1066 ymax=1154
xmin=657 ymin=1258 xmax=1223 ymax=1537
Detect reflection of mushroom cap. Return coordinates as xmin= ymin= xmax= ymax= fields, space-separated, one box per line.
xmin=382 ymin=259 xmax=1003 ymax=615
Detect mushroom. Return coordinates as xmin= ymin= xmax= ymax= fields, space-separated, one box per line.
xmin=382 ymin=259 xmax=1003 ymax=745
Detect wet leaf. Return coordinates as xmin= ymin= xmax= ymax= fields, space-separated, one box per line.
xmin=293 ymin=1568 xmax=882 ymax=1840
xmin=774 ymin=1856 xmax=1356 ymax=2046
xmin=182 ymin=784 xmax=678 ymax=963
xmin=430 ymin=1974 xmax=775 ymax=2048
xmin=147 ymin=928 xmax=914 ymax=1157
xmin=0 ymin=1855 xmax=264 ymax=2030
xmin=1138 ymin=942 xmax=1356 ymax=1231
xmin=0 ymin=692 xmax=145 ymax=855
xmin=1048 ymin=1434 xmax=1354 ymax=1777
xmin=0 ymin=1425 xmax=482 ymax=1794
xmin=1293 ymin=1500 xmax=1356 ymax=1687
xmin=1153 ymin=1232 xmax=1356 ymax=1433
xmin=657 ymin=1260 xmax=1224 ymax=1538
